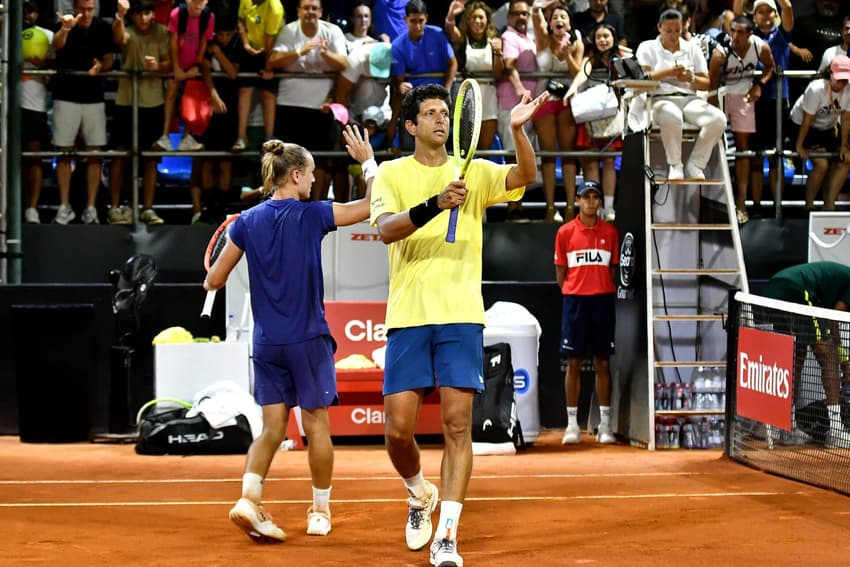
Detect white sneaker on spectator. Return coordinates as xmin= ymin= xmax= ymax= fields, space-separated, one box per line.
xmin=684 ymin=163 xmax=706 ymax=180
xmin=231 ymin=138 xmax=247 ymax=152
xmin=152 ymin=134 xmax=173 ymax=151
xmin=562 ymin=424 xmax=581 ymax=445
xmin=53 ymin=204 xmax=75 ymax=225
xmin=108 ymin=206 xmax=132 ymax=225
xmin=603 ymin=208 xmax=616 ymax=222
xmin=191 ymin=210 xmax=202 ymax=224
xmin=81 ymin=206 xmax=99 ymax=224
xmin=141 ymin=208 xmax=164 ymax=225
xmin=596 ymin=424 xmax=616 ymax=444
xmin=406 ymin=480 xmax=438 ymax=551
xmin=666 ymin=163 xmax=684 ymax=181
xmin=736 ymin=208 xmax=749 ymax=224
xmin=178 ymin=133 xmax=204 ymax=151
xmin=24 ymin=207 xmax=40 ymax=224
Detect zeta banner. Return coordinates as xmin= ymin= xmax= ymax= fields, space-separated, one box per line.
xmin=736 ymin=326 xmax=794 ymax=431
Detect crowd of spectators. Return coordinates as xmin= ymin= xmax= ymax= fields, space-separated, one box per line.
xmin=16 ymin=0 xmax=850 ymax=225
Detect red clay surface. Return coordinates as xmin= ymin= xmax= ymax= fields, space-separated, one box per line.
xmin=1 ymin=431 xmax=848 ymax=566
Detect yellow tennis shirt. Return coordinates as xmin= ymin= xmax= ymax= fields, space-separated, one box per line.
xmin=370 ymin=156 xmax=523 ymax=329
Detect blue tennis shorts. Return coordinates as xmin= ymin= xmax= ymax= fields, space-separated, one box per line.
xmin=560 ymin=294 xmax=616 ymax=358
xmin=383 ymin=324 xmax=485 ymax=395
xmin=252 ymin=335 xmax=339 ymax=410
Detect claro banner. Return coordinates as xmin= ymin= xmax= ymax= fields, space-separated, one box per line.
xmin=736 ymin=327 xmax=794 ymax=431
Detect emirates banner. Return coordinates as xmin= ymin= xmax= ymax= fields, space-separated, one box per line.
xmin=736 ymin=327 xmax=794 ymax=431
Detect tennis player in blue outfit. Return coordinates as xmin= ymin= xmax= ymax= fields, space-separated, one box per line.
xmin=204 ymin=125 xmax=376 ymax=543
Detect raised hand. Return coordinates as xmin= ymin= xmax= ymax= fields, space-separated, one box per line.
xmin=510 ymin=91 xmax=547 ymax=128
xmin=342 ymin=124 xmax=373 ymax=164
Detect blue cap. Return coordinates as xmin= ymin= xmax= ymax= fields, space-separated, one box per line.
xmin=577 ymin=180 xmax=602 ymax=197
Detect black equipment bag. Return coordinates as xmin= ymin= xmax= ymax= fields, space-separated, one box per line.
xmin=135 ymin=405 xmax=252 ymax=455
xmin=473 ymin=343 xmax=524 ymax=448
xmin=611 ymin=56 xmax=647 ymax=82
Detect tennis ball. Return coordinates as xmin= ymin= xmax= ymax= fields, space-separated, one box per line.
xmin=22 ymin=27 xmax=50 ymax=62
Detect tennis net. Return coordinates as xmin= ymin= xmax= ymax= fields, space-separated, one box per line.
xmin=727 ymin=291 xmax=850 ymax=495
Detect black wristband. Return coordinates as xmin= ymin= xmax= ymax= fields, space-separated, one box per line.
xmin=408 ymin=195 xmax=441 ymax=228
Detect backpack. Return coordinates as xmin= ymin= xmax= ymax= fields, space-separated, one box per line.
xmin=472 ymin=343 xmax=524 ymax=449
xmin=135 ymin=400 xmax=253 ymax=455
xmin=176 ymin=2 xmax=212 ymax=37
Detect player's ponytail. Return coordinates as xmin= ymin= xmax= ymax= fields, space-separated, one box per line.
xmin=260 ymin=139 xmax=310 ymax=196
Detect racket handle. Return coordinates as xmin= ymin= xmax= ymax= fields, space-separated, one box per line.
xmin=201 ymin=289 xmax=217 ymax=319
xmin=446 ymin=208 xmax=459 ymax=243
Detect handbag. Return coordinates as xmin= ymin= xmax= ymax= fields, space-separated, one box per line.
xmin=571 ymin=83 xmax=619 ymax=124
xmin=587 ymin=107 xmax=624 ymax=139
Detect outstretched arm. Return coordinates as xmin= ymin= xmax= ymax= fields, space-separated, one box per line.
xmin=333 ymin=125 xmax=376 ymax=226
xmin=506 ymin=91 xmax=548 ymax=189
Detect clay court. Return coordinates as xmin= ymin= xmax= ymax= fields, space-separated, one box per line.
xmin=1 ymin=431 xmax=848 ymax=566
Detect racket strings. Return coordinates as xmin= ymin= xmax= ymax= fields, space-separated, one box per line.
xmin=458 ymin=94 xmax=477 ymax=160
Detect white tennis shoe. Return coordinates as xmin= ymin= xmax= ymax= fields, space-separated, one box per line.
xmin=430 ymin=538 xmax=463 ymax=567
xmin=229 ymin=498 xmax=286 ymax=543
xmin=406 ymin=480 xmax=438 ymax=551
xmin=306 ymin=507 xmax=332 ymax=536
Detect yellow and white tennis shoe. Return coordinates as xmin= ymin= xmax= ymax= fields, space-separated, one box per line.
xmin=406 ymin=480 xmax=439 ymax=550
xmin=229 ymin=498 xmax=286 ymax=543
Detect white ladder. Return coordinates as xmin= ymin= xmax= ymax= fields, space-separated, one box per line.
xmin=643 ymin=127 xmax=749 ymax=450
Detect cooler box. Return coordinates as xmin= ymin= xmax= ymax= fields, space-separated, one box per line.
xmin=483 ymin=302 xmax=541 ymax=443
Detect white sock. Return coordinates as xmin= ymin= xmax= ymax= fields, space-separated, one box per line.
xmin=312 ymin=486 xmax=332 ymax=513
xmin=433 ymin=500 xmax=463 ymax=542
xmin=567 ymin=406 xmax=578 ymax=429
xmin=403 ymin=471 xmax=427 ymax=501
xmin=599 ymin=406 xmax=611 ymax=428
xmin=827 ymin=403 xmax=843 ymax=432
xmin=242 ymin=472 xmax=264 ymax=502
xmin=603 ymin=196 xmax=614 ymax=211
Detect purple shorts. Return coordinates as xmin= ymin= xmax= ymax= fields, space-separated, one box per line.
xmin=252 ymin=335 xmax=339 ymax=410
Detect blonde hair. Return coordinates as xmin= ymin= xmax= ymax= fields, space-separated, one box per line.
xmin=260 ymin=139 xmax=310 ymax=197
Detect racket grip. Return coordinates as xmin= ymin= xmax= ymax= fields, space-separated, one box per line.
xmin=201 ymin=289 xmax=217 ymax=319
xmin=446 ymin=208 xmax=459 ymax=243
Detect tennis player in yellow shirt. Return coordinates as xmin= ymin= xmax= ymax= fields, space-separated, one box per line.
xmin=370 ymin=83 xmax=546 ymax=567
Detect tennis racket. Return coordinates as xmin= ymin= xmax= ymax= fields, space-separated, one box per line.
xmin=200 ymin=213 xmax=240 ymax=319
xmin=446 ymin=78 xmax=483 ymax=243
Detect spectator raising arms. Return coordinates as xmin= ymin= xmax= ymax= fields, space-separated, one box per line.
xmin=444 ymin=0 xmax=504 ymax=154
xmin=635 ymin=8 xmax=726 ymax=181
xmin=531 ymin=2 xmax=583 ymax=222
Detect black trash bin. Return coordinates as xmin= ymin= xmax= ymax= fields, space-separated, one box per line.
xmin=12 ymin=304 xmax=95 ymax=442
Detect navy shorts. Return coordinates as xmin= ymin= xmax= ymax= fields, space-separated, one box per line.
xmin=383 ymin=324 xmax=485 ymax=395
xmin=560 ymin=294 xmax=616 ymax=358
xmin=252 ymin=335 xmax=339 ymax=410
